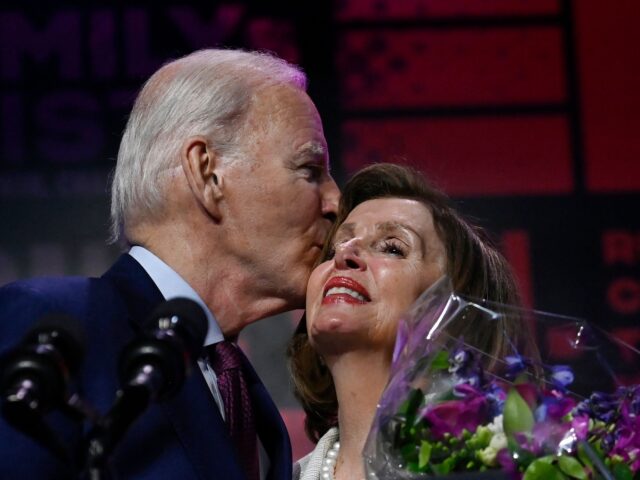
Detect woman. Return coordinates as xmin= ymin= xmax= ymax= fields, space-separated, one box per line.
xmin=289 ymin=163 xmax=534 ymax=480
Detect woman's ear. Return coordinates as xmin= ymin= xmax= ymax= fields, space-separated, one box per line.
xmin=181 ymin=136 xmax=224 ymax=221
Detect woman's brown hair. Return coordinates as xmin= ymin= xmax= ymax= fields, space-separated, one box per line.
xmin=288 ymin=163 xmax=534 ymax=442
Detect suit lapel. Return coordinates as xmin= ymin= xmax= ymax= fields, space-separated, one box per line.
xmin=161 ymin=368 xmax=247 ymax=478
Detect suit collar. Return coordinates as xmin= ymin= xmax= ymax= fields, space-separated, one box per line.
xmin=127 ymin=247 xmax=223 ymax=345
xmin=101 ymin=253 xmax=165 ymax=331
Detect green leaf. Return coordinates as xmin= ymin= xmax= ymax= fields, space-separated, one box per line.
xmin=431 ymin=350 xmax=450 ymax=371
xmin=612 ymin=462 xmax=633 ymax=480
xmin=503 ymin=387 xmax=534 ymax=436
xmin=467 ymin=425 xmax=492 ymax=449
xmin=538 ymin=456 xmax=554 ymax=464
xmin=419 ymin=441 xmax=432 ymax=468
xmin=400 ymin=443 xmax=417 ymax=463
xmin=431 ymin=456 xmax=456 ymax=475
xmin=557 ymin=455 xmax=588 ymax=479
xmin=397 ymin=388 xmax=423 ymax=416
xmin=505 ymin=439 xmax=539 ymax=470
xmin=576 ymin=443 xmax=594 ymax=472
xmin=523 ymin=458 xmax=568 ymax=480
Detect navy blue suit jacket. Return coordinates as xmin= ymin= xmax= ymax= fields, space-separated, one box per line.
xmin=0 ymin=254 xmax=292 ymax=479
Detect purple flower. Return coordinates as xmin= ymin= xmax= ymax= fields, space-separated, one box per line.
xmin=531 ymin=421 xmax=575 ymax=453
xmin=538 ymin=389 xmax=576 ymax=421
xmin=587 ymin=392 xmax=619 ymax=423
xmin=449 ymin=345 xmax=485 ymax=391
xmin=453 ymin=382 xmax=482 ymax=398
xmin=549 ymin=365 xmax=574 ymax=390
xmin=423 ymin=387 xmax=489 ymax=440
xmin=610 ymin=426 xmax=640 ymax=473
xmin=485 ymin=383 xmax=507 ymax=418
xmin=570 ymin=415 xmax=589 ymax=441
xmin=629 ymin=386 xmax=640 ymax=414
xmin=580 ymin=391 xmax=619 ymax=423
xmin=496 ymin=448 xmax=519 ymax=477
xmin=504 ymin=354 xmax=531 ymax=380
xmin=619 ymin=385 xmax=640 ymax=416
xmin=448 ymin=346 xmax=472 ymax=375
xmin=606 ymin=396 xmax=640 ymax=472
xmin=601 ymin=432 xmax=615 ymax=451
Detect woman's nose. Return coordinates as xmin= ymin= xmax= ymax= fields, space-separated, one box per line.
xmin=334 ymin=239 xmax=367 ymax=271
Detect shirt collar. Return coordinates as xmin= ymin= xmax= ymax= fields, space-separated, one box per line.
xmin=128 ymin=246 xmax=223 ymax=346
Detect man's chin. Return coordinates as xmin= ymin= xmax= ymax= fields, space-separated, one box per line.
xmin=278 ymin=279 xmax=306 ymax=310
xmin=273 ymin=263 xmax=311 ymax=308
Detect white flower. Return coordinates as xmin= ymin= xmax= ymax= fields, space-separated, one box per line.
xmin=489 ymin=432 xmax=507 ymax=451
xmin=477 ymin=419 xmax=507 ymax=467
xmin=477 ymin=433 xmax=507 ymax=467
xmin=487 ymin=414 xmax=504 ymax=435
xmin=477 ymin=446 xmax=498 ymax=466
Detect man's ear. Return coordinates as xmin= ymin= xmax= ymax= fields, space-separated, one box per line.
xmin=181 ymin=136 xmax=224 ymax=221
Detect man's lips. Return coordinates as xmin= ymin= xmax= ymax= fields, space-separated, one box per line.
xmin=322 ymin=276 xmax=371 ymax=305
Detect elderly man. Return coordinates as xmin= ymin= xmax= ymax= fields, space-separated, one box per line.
xmin=0 ymin=49 xmax=339 ymax=479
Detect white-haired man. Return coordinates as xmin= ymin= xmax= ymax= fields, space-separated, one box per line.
xmin=0 ymin=49 xmax=339 ymax=479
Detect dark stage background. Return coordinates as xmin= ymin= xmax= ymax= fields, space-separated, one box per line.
xmin=1 ymin=0 xmax=639 ymax=460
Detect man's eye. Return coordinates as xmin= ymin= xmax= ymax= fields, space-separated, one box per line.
xmin=301 ymin=164 xmax=323 ymax=181
xmin=324 ymin=245 xmax=336 ymax=260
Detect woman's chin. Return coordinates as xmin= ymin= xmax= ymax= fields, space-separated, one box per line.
xmin=310 ymin=314 xmax=355 ymax=336
xmin=309 ymin=318 xmax=362 ymax=350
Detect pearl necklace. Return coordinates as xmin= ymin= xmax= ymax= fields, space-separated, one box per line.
xmin=320 ymin=440 xmax=340 ymax=480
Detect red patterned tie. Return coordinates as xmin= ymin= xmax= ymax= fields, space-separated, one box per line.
xmin=207 ymin=341 xmax=259 ymax=480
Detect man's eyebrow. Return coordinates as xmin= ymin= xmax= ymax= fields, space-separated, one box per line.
xmin=296 ymin=141 xmax=326 ymax=159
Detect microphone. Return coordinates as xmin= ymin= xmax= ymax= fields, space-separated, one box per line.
xmin=117 ymin=297 xmax=208 ymax=400
xmin=84 ymin=298 xmax=208 ymax=475
xmin=1 ymin=314 xmax=85 ymax=462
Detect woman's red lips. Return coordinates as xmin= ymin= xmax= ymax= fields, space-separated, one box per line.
xmin=322 ymin=276 xmax=371 ymax=305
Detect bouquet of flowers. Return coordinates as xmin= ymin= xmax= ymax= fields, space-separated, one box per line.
xmin=363 ymin=277 xmax=640 ymax=479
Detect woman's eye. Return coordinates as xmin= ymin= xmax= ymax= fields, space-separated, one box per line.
xmin=381 ymin=240 xmax=406 ymax=257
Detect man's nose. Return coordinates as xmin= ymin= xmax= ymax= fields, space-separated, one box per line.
xmin=334 ymin=239 xmax=367 ymax=271
xmin=321 ymin=175 xmax=340 ymax=223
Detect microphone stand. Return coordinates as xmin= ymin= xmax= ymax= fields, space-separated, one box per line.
xmin=2 ymin=378 xmax=73 ymax=465
xmin=83 ymin=367 xmax=164 ymax=479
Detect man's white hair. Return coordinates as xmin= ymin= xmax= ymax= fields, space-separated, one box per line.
xmin=110 ymin=49 xmax=307 ymax=245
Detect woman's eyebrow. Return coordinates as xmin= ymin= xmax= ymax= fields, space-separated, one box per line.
xmin=376 ymin=221 xmax=426 ymax=255
xmin=335 ymin=222 xmax=355 ymax=239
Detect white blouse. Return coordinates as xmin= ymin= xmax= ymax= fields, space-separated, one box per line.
xmin=293 ymin=427 xmax=340 ymax=480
